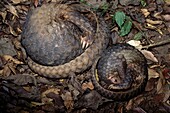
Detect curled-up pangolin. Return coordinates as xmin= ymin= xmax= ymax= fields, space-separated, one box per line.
xmin=21 ymin=1 xmax=109 ymax=78
xmin=91 ymin=43 xmax=148 ymax=101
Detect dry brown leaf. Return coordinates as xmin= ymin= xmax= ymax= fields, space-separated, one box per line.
xmin=162 ymin=14 xmax=170 ymax=21
xmin=141 ymin=9 xmax=150 ymax=17
xmin=42 ymin=88 xmax=60 ymax=98
xmin=153 ymin=93 xmax=165 ymax=103
xmin=23 ymin=86 xmax=32 ymax=92
xmin=132 ymin=107 xmax=147 ymax=113
xmin=0 ymin=70 xmax=3 ymax=75
xmin=41 ymin=88 xmax=61 ymax=105
xmin=0 ymin=11 xmax=7 ymax=22
xmin=126 ymin=99 xmax=133 ymax=110
xmin=41 ymin=97 xmax=53 ymax=104
xmin=127 ymin=40 xmax=142 ymax=50
xmin=162 ymin=84 xmax=170 ymax=102
xmin=8 ymin=62 xmax=17 ymax=74
xmin=126 ymin=96 xmax=145 ymax=110
xmin=61 ymin=91 xmax=73 ymax=112
xmin=9 ymin=25 xmax=18 ymax=36
xmin=156 ymin=78 xmax=170 ymax=102
xmin=2 ymin=60 xmax=17 ymax=76
xmin=148 ymin=68 xmax=160 ymax=79
xmin=2 ymin=64 xmax=12 ymax=76
xmin=153 ymin=12 xmax=162 ymax=19
xmin=3 ymin=55 xmax=23 ymax=64
xmin=82 ymin=81 xmax=94 ymax=90
xmin=1 ymin=55 xmax=22 ymax=76
xmin=156 ymin=29 xmax=163 ymax=35
xmin=145 ymin=23 xmax=157 ymax=29
xmin=6 ymin=4 xmax=19 ymax=18
xmin=145 ymin=78 xmax=158 ymax=91
xmin=165 ymin=0 xmax=170 ymax=4
xmin=141 ymin=50 xmax=158 ymax=62
xmin=6 ymin=74 xmax=37 ymax=85
xmin=31 ymin=102 xmax=44 ymax=107
xmin=157 ymin=78 xmax=165 ymax=93
xmin=11 ymin=0 xmax=23 ymax=4
xmin=146 ymin=19 xmax=163 ymax=25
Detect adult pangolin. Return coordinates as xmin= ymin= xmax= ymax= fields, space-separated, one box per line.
xmin=21 ymin=1 xmax=109 ymax=78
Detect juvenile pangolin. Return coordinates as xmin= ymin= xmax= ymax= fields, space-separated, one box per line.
xmin=91 ymin=43 xmax=148 ymax=101
xmin=21 ymin=1 xmax=109 ymax=78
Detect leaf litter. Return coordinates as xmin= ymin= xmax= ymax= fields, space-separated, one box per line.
xmin=0 ymin=0 xmax=170 ymax=113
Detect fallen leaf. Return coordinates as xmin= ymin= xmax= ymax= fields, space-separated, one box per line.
xmin=157 ymin=78 xmax=165 ymax=93
xmin=9 ymin=25 xmax=18 ymax=36
xmin=162 ymin=84 xmax=170 ymax=102
xmin=42 ymin=88 xmax=60 ymax=98
xmin=148 ymin=68 xmax=160 ymax=79
xmin=61 ymin=91 xmax=73 ymax=112
xmin=157 ymin=79 xmax=170 ymax=102
xmin=165 ymin=0 xmax=170 ymax=4
xmin=132 ymin=107 xmax=147 ymax=113
xmin=141 ymin=50 xmax=158 ymax=62
xmin=74 ymin=90 xmax=102 ymax=110
xmin=153 ymin=93 xmax=165 ymax=103
xmin=68 ymin=84 xmax=80 ymax=99
xmin=2 ymin=64 xmax=12 ymax=76
xmin=5 ymin=74 xmax=37 ymax=86
xmin=0 ymin=70 xmax=3 ymax=75
xmin=0 ymin=38 xmax=17 ymax=56
xmin=82 ymin=81 xmax=94 ymax=90
xmin=146 ymin=19 xmax=163 ymax=25
xmin=153 ymin=12 xmax=162 ymax=19
xmin=126 ymin=96 xmax=145 ymax=110
xmin=41 ymin=97 xmax=53 ymax=104
xmin=6 ymin=4 xmax=19 ymax=17
xmin=145 ymin=23 xmax=157 ymax=29
xmin=156 ymin=29 xmax=163 ymax=35
xmin=0 ymin=55 xmax=5 ymax=67
xmin=11 ymin=0 xmax=23 ymax=4
xmin=127 ymin=40 xmax=142 ymax=50
xmin=141 ymin=9 xmax=150 ymax=17
xmin=3 ymin=55 xmax=23 ymax=64
xmin=145 ymin=78 xmax=158 ymax=91
xmin=0 ymin=11 xmax=7 ymax=22
xmin=31 ymin=102 xmax=44 ymax=107
xmin=162 ymin=14 xmax=170 ymax=21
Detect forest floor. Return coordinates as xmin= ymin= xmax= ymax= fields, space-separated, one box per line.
xmin=0 ymin=0 xmax=170 ymax=113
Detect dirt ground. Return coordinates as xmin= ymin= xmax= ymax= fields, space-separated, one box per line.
xmin=0 ymin=0 xmax=170 ymax=113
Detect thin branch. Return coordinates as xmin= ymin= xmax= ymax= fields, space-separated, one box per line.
xmin=142 ymin=38 xmax=170 ymax=49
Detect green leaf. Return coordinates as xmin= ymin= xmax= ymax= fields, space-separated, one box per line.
xmin=119 ymin=20 xmax=132 ymax=36
xmin=134 ymin=32 xmax=143 ymax=40
xmin=115 ymin=11 xmax=126 ymax=28
xmin=101 ymin=3 xmax=109 ymax=15
xmin=140 ymin=0 xmax=147 ymax=7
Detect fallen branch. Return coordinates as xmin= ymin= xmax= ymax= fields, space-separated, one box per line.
xmin=142 ymin=38 xmax=170 ymax=49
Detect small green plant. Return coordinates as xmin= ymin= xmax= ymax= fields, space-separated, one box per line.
xmin=140 ymin=0 xmax=147 ymax=7
xmin=133 ymin=32 xmax=143 ymax=40
xmin=79 ymin=0 xmax=86 ymax=3
xmin=112 ymin=11 xmax=132 ymax=36
xmin=100 ymin=3 xmax=109 ymax=15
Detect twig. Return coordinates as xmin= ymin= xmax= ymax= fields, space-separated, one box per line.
xmin=142 ymin=38 xmax=170 ymax=49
